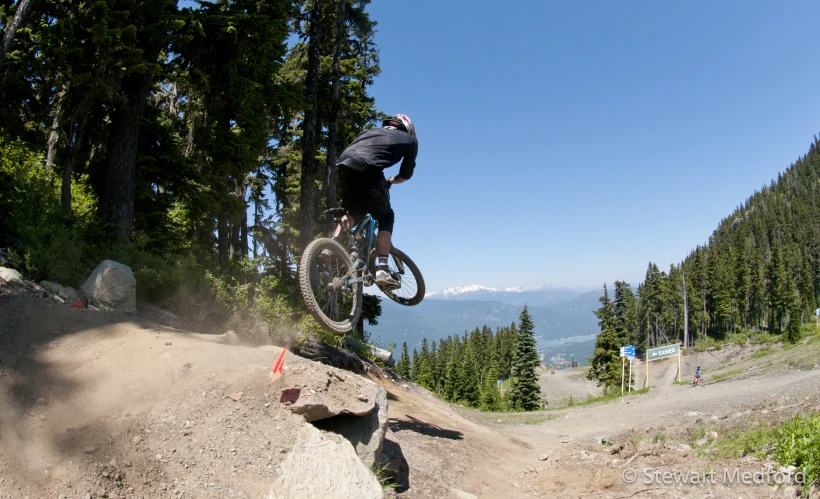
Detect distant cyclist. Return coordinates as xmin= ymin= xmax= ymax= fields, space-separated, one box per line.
xmin=332 ymin=114 xmax=418 ymax=289
xmin=693 ymin=366 xmax=701 ymax=385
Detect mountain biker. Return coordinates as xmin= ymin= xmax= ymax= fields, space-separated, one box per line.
xmin=694 ymin=366 xmax=701 ymax=385
xmin=332 ymin=114 xmax=418 ymax=290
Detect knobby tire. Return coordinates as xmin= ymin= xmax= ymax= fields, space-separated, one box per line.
xmin=299 ymin=238 xmax=363 ymax=334
xmin=371 ymin=246 xmax=425 ymax=306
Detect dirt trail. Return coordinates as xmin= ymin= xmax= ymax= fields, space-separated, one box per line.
xmin=2 ymin=291 xmax=819 ymax=499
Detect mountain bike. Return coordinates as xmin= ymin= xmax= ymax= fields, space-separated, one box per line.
xmin=691 ymin=377 xmax=706 ymax=387
xmin=298 ymin=208 xmax=425 ymax=334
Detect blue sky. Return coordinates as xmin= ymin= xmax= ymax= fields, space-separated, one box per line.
xmin=365 ymin=0 xmax=820 ymax=293
xmin=181 ymin=1 xmax=820 ymax=294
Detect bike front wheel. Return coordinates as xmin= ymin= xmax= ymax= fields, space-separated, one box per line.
xmin=369 ymin=246 xmax=425 ymax=306
xmin=299 ymin=238 xmax=363 ymax=334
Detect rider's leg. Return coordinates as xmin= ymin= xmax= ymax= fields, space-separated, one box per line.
xmin=374 ymin=213 xmax=398 ymax=289
xmin=332 ymin=214 xmax=355 ymax=241
xmin=377 ymin=230 xmax=391 ymax=256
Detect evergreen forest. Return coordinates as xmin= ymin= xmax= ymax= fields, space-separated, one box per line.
xmin=588 ymin=139 xmax=820 ymax=388
xmin=0 ymin=0 xmax=385 ymax=336
xmin=394 ymin=306 xmax=543 ymax=412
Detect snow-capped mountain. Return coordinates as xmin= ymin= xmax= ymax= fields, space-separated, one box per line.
xmin=425 ymin=284 xmax=579 ymax=306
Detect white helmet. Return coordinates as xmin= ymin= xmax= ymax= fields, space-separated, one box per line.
xmin=383 ymin=114 xmax=416 ymax=143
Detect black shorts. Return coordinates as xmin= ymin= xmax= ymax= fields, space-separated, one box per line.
xmin=338 ymin=166 xmax=395 ymax=233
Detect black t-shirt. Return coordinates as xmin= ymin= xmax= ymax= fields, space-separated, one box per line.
xmin=338 ymin=127 xmax=418 ymax=180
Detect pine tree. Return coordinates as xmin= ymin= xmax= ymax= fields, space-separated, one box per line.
xmin=456 ymin=339 xmax=478 ymax=406
xmin=786 ymin=280 xmax=803 ymax=344
xmin=587 ymin=284 xmax=625 ymax=389
xmin=509 ymin=306 xmax=541 ymax=411
xmin=396 ymin=342 xmax=410 ymax=378
xmin=480 ymin=365 xmax=502 ymax=411
xmin=410 ymin=349 xmax=419 ymax=381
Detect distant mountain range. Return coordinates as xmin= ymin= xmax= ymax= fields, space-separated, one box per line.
xmin=366 ymin=284 xmax=602 ymax=363
xmin=425 ymin=284 xmax=582 ymax=306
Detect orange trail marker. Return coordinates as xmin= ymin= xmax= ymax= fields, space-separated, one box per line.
xmin=270 ymin=348 xmax=286 ymax=383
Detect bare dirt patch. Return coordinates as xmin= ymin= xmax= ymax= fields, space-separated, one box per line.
xmin=3 ymin=286 xmax=819 ymax=499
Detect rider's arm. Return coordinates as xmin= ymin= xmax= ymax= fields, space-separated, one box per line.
xmin=389 ymin=176 xmax=406 ymax=185
xmin=396 ymin=140 xmax=418 ymax=181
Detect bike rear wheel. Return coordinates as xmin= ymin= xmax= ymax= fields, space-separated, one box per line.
xmin=299 ymin=238 xmax=363 ymax=334
xmin=370 ymin=246 xmax=425 ymax=306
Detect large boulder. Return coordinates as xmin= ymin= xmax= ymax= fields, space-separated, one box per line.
xmin=267 ymin=424 xmax=383 ymax=499
xmin=280 ymin=364 xmax=390 ymax=469
xmin=0 ymin=267 xmax=23 ymax=283
xmin=314 ymin=379 xmax=389 ymax=468
xmin=283 ymin=367 xmax=381 ymax=422
xmin=81 ymin=260 xmax=136 ymax=312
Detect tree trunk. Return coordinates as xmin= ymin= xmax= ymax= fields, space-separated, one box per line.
xmin=253 ymin=199 xmax=260 ymax=259
xmin=218 ymin=208 xmax=229 ymax=265
xmin=325 ymin=0 xmax=345 ymax=235
xmin=61 ymin=103 xmax=91 ymax=211
xmin=0 ymin=0 xmax=37 ymax=73
xmin=299 ymin=0 xmax=323 ymax=249
xmin=101 ymin=70 xmax=153 ymax=241
xmin=45 ymin=85 xmax=65 ymax=173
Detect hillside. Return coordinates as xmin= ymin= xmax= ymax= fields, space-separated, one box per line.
xmin=368 ymin=290 xmax=601 ymax=351
xmin=3 ymin=275 xmax=820 ymax=498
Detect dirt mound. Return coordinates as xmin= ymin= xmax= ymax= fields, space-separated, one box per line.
xmin=5 ymin=275 xmax=820 ymax=499
xmin=0 ymin=289 xmax=394 ymax=498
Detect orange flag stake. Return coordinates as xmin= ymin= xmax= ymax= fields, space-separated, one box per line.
xmin=270 ymin=348 xmax=286 ymax=383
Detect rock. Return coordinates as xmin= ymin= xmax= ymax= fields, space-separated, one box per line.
xmin=228 ymin=391 xmax=244 ymax=401
xmin=80 ymin=260 xmax=136 ymax=312
xmin=368 ymin=345 xmax=394 ymax=367
xmin=538 ymin=454 xmax=549 ymax=461
xmin=131 ymin=436 xmax=142 ymax=444
xmin=0 ymin=267 xmax=22 ymax=283
xmin=314 ymin=380 xmax=389 ymax=468
xmin=695 ymin=437 xmax=708 ymax=446
xmin=600 ymin=436 xmax=612 ymax=445
xmin=357 ymin=393 xmax=368 ymax=402
xmin=679 ymin=443 xmax=692 ymax=451
xmin=39 ymin=281 xmax=79 ymax=302
xmin=710 ymin=431 xmax=718 ymax=440
xmin=285 ymin=372 xmax=380 ymax=422
xmin=36 ymin=397 xmax=47 ymax=406
xmin=266 ymin=424 xmax=382 ymax=499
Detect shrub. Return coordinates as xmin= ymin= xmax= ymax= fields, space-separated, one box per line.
xmin=775 ymin=414 xmax=820 ymax=495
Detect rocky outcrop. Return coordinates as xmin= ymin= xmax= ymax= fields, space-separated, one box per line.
xmin=266 ymin=424 xmax=383 ymax=499
xmin=283 ymin=367 xmax=382 ymax=422
xmin=81 ymin=260 xmax=136 ymax=312
xmin=40 ymin=281 xmax=79 ymax=302
xmin=279 ymin=364 xmax=390 ymax=469
xmin=0 ymin=267 xmax=22 ymax=283
xmin=314 ymin=380 xmax=389 ymax=468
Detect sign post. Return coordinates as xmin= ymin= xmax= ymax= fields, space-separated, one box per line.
xmin=621 ymin=357 xmax=626 ymax=395
xmin=619 ymin=346 xmax=635 ymax=394
xmin=644 ymin=344 xmax=681 ymax=388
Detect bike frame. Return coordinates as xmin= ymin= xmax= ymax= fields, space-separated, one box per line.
xmin=338 ymin=213 xmax=377 ymax=287
xmin=348 ymin=213 xmax=377 ymax=259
